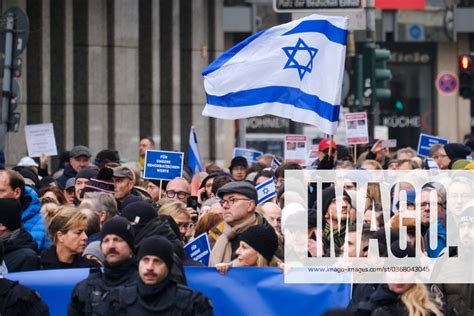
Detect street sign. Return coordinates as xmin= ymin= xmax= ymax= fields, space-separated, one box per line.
xmin=143 ymin=150 xmax=184 ymax=181
xmin=436 ymin=72 xmax=458 ymax=95
xmin=375 ymin=0 xmax=425 ymax=10
xmin=274 ymin=0 xmax=361 ymax=12
xmin=417 ymin=133 xmax=448 ymax=158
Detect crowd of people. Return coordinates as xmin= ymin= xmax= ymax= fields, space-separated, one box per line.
xmin=0 ymin=135 xmax=473 ymax=315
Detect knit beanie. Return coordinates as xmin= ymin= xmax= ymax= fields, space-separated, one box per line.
xmin=229 ymin=156 xmax=248 ymax=170
xmin=75 ymin=167 xmax=99 ymax=181
xmin=82 ymin=167 xmax=115 ymax=195
xmin=239 ymin=225 xmax=278 ymax=262
xmin=83 ymin=241 xmax=105 ymax=263
xmin=101 ymin=216 xmax=135 ymax=250
xmin=321 ymin=186 xmax=351 ymax=216
xmin=0 ymin=198 xmax=22 ymax=231
xmin=137 ymin=236 xmax=174 ymax=270
xmin=444 ymin=143 xmax=471 ymax=161
xmin=120 ymin=201 xmax=157 ymax=235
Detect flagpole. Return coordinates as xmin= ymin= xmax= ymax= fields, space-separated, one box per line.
xmin=354 ymin=144 xmax=357 ymax=161
xmin=328 ymin=135 xmax=334 ymax=158
xmin=159 ymin=180 xmax=162 ymax=200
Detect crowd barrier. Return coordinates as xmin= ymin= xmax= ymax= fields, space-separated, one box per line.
xmin=7 ymin=267 xmax=351 ymax=316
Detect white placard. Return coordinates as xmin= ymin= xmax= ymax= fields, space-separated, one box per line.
xmin=374 ymin=125 xmax=389 ymax=140
xmin=345 ymin=112 xmax=369 ymax=145
xmin=24 ymin=123 xmax=58 ymax=157
xmin=284 ymin=135 xmax=307 ymax=165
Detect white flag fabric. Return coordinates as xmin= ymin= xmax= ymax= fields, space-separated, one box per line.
xmin=256 ymin=177 xmax=277 ymax=205
xmin=202 ymin=14 xmax=347 ymax=135
xmin=271 ymin=156 xmax=281 ymax=172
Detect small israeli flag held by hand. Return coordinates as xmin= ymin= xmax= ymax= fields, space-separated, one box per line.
xmin=202 ymin=14 xmax=347 ymax=135
xmin=256 ymin=178 xmax=277 ymax=205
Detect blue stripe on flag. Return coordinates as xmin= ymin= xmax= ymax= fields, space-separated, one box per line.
xmin=258 ymin=191 xmax=277 ymax=205
xmin=206 ymin=86 xmax=340 ymax=122
xmin=202 ymin=30 xmax=266 ymax=76
xmin=282 ymin=20 xmax=347 ymax=46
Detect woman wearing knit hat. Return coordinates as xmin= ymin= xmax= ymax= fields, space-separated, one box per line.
xmin=40 ymin=205 xmax=99 ymax=269
xmin=215 ymin=224 xmax=279 ymax=274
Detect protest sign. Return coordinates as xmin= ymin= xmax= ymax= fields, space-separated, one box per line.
xmin=184 ymin=233 xmax=211 ymax=266
xmin=345 ymin=112 xmax=368 ymax=145
xmin=417 ymin=133 xmax=448 ymax=157
xmin=284 ymin=135 xmax=306 ymax=164
xmin=24 ymin=123 xmax=58 ymax=157
xmin=143 ymin=150 xmax=183 ymax=180
xmin=233 ymin=148 xmax=263 ymax=165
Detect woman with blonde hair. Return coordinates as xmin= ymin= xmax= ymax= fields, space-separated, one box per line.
xmin=215 ymin=224 xmax=279 ymax=274
xmin=159 ymin=199 xmax=193 ymax=241
xmin=40 ymin=205 xmax=99 ymax=269
xmin=354 ymin=243 xmax=446 ymax=316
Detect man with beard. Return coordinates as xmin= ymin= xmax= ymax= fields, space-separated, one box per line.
xmin=68 ymin=216 xmax=137 ymax=315
xmin=112 ymin=236 xmax=213 ymax=315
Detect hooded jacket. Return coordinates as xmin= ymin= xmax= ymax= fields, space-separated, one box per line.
xmin=2 ymin=228 xmax=39 ymax=272
xmin=21 ymin=186 xmax=50 ymax=252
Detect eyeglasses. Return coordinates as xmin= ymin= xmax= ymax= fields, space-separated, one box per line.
xmin=166 ymin=190 xmax=190 ymax=199
xmin=219 ymin=198 xmax=251 ymax=207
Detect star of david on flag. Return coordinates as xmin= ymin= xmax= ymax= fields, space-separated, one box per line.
xmin=282 ymin=38 xmax=318 ymax=80
xmin=201 ymin=14 xmax=348 ymax=135
xmin=256 ymin=177 xmax=276 ymax=205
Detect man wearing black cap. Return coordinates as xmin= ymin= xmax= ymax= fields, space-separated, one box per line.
xmin=0 ymin=198 xmax=39 ymax=272
xmin=113 ymin=236 xmax=213 ymax=315
xmin=57 ymin=145 xmax=92 ymax=188
xmin=94 ymin=149 xmax=121 ymax=169
xmin=69 ymin=216 xmax=138 ymax=315
xmin=73 ymin=167 xmax=99 ymax=205
xmin=229 ymin=156 xmax=248 ymax=181
xmin=0 ymin=242 xmax=49 ymax=315
xmin=208 ymin=181 xmax=268 ymax=266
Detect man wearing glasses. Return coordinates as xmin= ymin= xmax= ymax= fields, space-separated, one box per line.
xmin=420 ymin=184 xmax=447 ymax=257
xmin=208 ymin=181 xmax=268 ymax=266
xmin=165 ymin=178 xmax=191 ymax=204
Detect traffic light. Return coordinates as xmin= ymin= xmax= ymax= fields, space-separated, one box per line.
xmin=363 ymin=43 xmax=392 ymax=107
xmin=459 ymin=53 xmax=473 ymax=99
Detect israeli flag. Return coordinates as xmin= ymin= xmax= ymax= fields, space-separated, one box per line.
xmin=187 ymin=126 xmax=203 ymax=173
xmin=271 ymin=156 xmax=281 ymax=172
xmin=202 ymin=14 xmax=347 ymax=135
xmin=256 ymin=177 xmax=277 ymax=205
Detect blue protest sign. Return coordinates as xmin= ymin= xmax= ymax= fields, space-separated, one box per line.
xmin=233 ymin=147 xmax=263 ymax=165
xmin=8 ymin=267 xmax=351 ymax=316
xmin=184 ymin=233 xmax=211 ymax=266
xmin=143 ymin=150 xmax=184 ymax=180
xmin=417 ymin=133 xmax=448 ymax=157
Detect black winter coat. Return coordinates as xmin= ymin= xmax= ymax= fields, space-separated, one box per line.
xmin=2 ymin=228 xmax=39 ymax=272
xmin=112 ymin=278 xmax=214 ymax=316
xmin=0 ymin=278 xmax=49 ymax=316
xmin=40 ymin=246 xmax=99 ymax=270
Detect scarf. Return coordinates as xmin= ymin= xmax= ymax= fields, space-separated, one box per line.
xmin=137 ymin=276 xmax=173 ymax=307
xmin=103 ymin=258 xmax=136 ymax=287
xmin=208 ymin=214 xmax=258 ymax=266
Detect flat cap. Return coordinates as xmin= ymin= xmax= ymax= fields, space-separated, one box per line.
xmin=70 ymin=145 xmax=92 ymax=158
xmin=217 ymin=181 xmax=257 ymax=202
xmin=113 ymin=166 xmax=135 ymax=181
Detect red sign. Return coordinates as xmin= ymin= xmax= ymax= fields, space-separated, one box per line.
xmin=436 ymin=72 xmax=458 ymax=95
xmin=375 ymin=0 xmax=425 ymax=10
